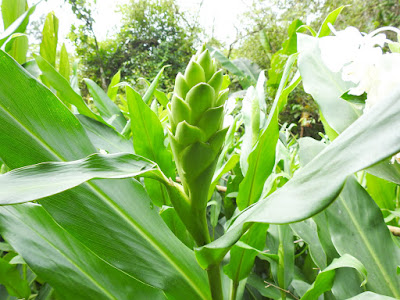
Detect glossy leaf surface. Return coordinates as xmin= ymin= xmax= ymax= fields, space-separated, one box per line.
xmin=77 ymin=115 xmax=134 ymax=154
xmin=302 ymin=254 xmax=367 ymax=300
xmin=33 ymin=53 xmax=104 ymax=122
xmin=85 ymin=78 xmax=126 ymax=131
xmin=196 ymin=86 xmax=400 ymax=269
xmin=0 ymin=152 xmax=158 ymax=205
xmin=327 ymin=178 xmax=400 ymax=297
xmin=0 ymin=50 xmax=210 ymax=299
xmin=0 ymin=2 xmax=36 ymax=47
xmin=0 ymin=203 xmax=164 ymax=299
xmin=127 ymin=86 xmax=175 ymax=206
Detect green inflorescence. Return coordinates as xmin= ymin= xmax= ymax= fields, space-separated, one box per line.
xmin=168 ymin=45 xmax=229 ymax=211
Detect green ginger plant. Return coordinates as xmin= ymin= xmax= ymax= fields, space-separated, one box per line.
xmin=2 ymin=3 xmax=400 ymax=300
xmin=167 ymin=46 xmax=229 ymax=299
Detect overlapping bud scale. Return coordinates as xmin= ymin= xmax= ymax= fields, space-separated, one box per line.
xmin=168 ymin=46 xmax=229 ymax=203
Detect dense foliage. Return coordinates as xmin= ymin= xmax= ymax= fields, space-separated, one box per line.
xmin=68 ymin=0 xmax=199 ymax=94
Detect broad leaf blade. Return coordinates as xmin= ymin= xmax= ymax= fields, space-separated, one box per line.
xmin=77 ymin=115 xmax=134 ymax=153
xmin=223 ymin=223 xmax=268 ymax=282
xmin=266 ymin=225 xmax=294 ymax=291
xmin=290 ymin=219 xmax=327 ymax=269
xmin=196 ymin=86 xmax=400 ymax=269
xmin=85 ymin=78 xmax=126 ymax=131
xmin=317 ymin=6 xmax=347 ymax=37
xmin=33 ymin=53 xmax=105 ymax=123
xmin=0 ymin=256 xmax=30 ymax=298
xmin=0 ymin=203 xmax=164 ymax=299
xmin=0 ymin=152 xmax=158 ymax=205
xmin=237 ymin=54 xmax=296 ymax=210
xmin=4 ymin=33 xmax=28 ymax=64
xmin=107 ymin=70 xmax=121 ymax=101
xmin=58 ymin=43 xmax=70 ymax=80
xmin=0 ymin=50 xmax=210 ymax=299
xmin=208 ymin=153 xmax=239 ymax=200
xmin=0 ymin=1 xmax=35 ymax=47
xmin=127 ymin=86 xmax=175 ymax=206
xmin=327 ymin=178 xmax=400 ymax=297
xmin=143 ymin=67 xmax=166 ymax=104
xmin=207 ymin=45 xmax=253 ymax=88
xmin=302 ymin=254 xmax=367 ymax=300
xmin=40 ymin=12 xmax=58 ymax=67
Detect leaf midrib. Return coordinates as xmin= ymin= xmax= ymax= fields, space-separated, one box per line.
xmin=5 ymin=206 xmax=117 ymax=300
xmin=338 ymin=195 xmax=400 ymax=297
xmin=0 ymin=98 xmax=208 ymax=299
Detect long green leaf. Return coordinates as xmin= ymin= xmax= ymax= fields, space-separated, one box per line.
xmin=246 ymin=274 xmax=282 ymax=299
xmin=40 ymin=12 xmax=58 ymax=67
xmin=4 ymin=33 xmax=28 ymax=64
xmin=266 ymin=225 xmax=294 ymax=291
xmin=195 ymin=86 xmax=400 ymax=269
xmin=327 ymin=177 xmax=400 ymax=297
xmin=367 ymin=160 xmax=400 ymax=184
xmin=85 ymin=78 xmax=126 ymax=131
xmin=267 ymin=19 xmax=303 ymax=90
xmin=236 ymin=54 xmax=296 ymax=210
xmin=107 ymin=70 xmax=121 ymax=101
xmin=232 ymin=58 xmax=261 ymax=84
xmin=160 ymin=206 xmax=195 ymax=249
xmin=0 ymin=256 xmax=30 ymax=298
xmin=1 ymin=0 xmax=28 ymax=64
xmin=127 ymin=85 xmax=175 ymax=206
xmin=77 ymin=115 xmax=134 ymax=154
xmin=223 ymin=223 xmax=268 ymax=282
xmin=207 ymin=45 xmax=253 ymax=89
xmin=0 ymin=50 xmax=210 ymax=299
xmin=208 ymin=153 xmax=239 ymax=200
xmin=317 ymin=6 xmax=348 ymax=37
xmin=366 ymin=173 xmax=397 ymax=214
xmin=143 ymin=66 xmax=166 ymax=104
xmin=33 ymin=53 xmax=105 ymax=123
xmin=0 ymin=203 xmax=164 ymax=299
xmin=1 ymin=0 xmax=27 ymax=29
xmin=290 ymin=219 xmax=327 ymax=269
xmin=301 ymin=254 xmax=367 ymax=300
xmin=0 ymin=152 xmax=159 ymax=205
xmin=0 ymin=1 xmax=35 ymax=47
xmin=58 ymin=43 xmax=70 ymax=80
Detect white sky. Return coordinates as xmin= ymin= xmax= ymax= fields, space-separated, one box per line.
xmin=0 ymin=0 xmax=252 ymax=51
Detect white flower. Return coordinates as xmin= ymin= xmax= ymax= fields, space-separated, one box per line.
xmin=363 ymin=53 xmax=400 ymax=110
xmin=319 ymin=26 xmax=364 ymax=72
xmin=319 ymin=25 xmax=400 ymax=163
xmin=391 ymin=153 xmax=400 ymax=164
xmin=341 ymin=46 xmax=382 ymax=96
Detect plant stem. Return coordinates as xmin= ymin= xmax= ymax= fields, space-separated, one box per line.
xmin=160 ymin=177 xmax=224 ymax=299
xmin=194 ymin=208 xmax=224 ymax=300
xmin=207 ymin=264 xmax=224 ymax=300
xmin=230 ymin=280 xmax=239 ymax=300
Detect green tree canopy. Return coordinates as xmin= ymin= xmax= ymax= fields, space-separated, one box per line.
xmin=69 ymin=0 xmax=200 ymax=94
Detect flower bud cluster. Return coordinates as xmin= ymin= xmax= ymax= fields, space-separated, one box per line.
xmin=168 ymin=46 xmax=229 ymax=200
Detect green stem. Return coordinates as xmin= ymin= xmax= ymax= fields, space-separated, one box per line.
xmin=192 ymin=207 xmax=223 ymax=300
xmin=207 ymin=264 xmax=224 ymax=300
xmin=156 ymin=174 xmax=224 ymax=299
xmin=230 ymin=280 xmax=239 ymax=300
